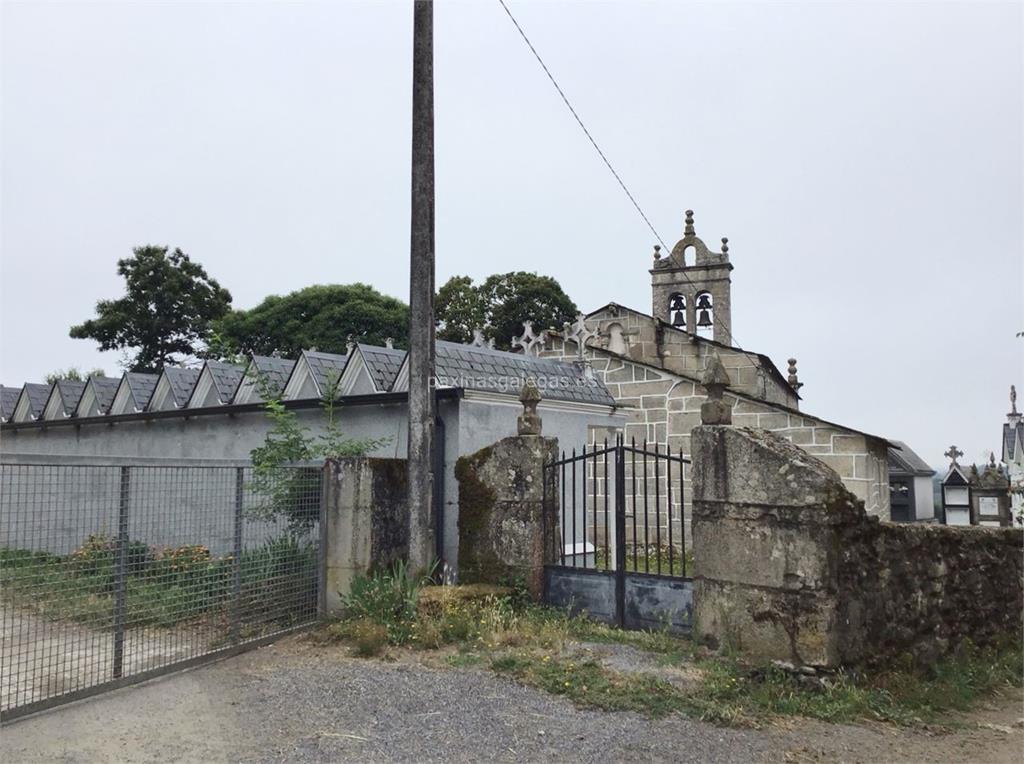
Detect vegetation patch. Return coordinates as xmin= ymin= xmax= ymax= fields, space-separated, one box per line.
xmin=317 ymin=565 xmax=1024 ymax=727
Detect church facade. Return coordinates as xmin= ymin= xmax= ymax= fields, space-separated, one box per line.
xmin=529 ymin=210 xmax=892 ymax=518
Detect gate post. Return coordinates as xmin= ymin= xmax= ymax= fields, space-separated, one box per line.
xmin=112 ymin=465 xmax=130 ymax=679
xmin=614 ymin=438 xmax=626 ymax=627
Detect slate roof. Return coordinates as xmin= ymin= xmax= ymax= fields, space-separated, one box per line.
xmin=206 ymin=362 xmax=246 ymax=403
xmin=89 ymin=377 xmax=122 ymax=414
xmin=1004 ymin=421 xmax=1023 ymax=463
xmin=20 ymin=383 xmax=52 ymax=418
xmin=432 ymin=340 xmax=616 ymax=406
xmin=51 ymin=380 xmax=87 ymax=416
xmin=358 ymin=344 xmax=406 ymax=391
xmin=160 ymin=367 xmax=201 ymax=407
xmin=249 ymin=355 xmax=296 ymax=398
xmin=124 ymin=373 xmax=159 ymax=410
xmin=304 ymin=351 xmax=349 ymax=394
xmin=888 ymin=440 xmax=935 ymax=477
xmin=0 ymin=385 xmax=20 ymax=420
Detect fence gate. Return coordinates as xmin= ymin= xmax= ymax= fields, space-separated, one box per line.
xmin=0 ymin=462 xmax=324 ymax=722
xmin=542 ymin=439 xmax=693 ymax=632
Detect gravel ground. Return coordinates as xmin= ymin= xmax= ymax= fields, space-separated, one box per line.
xmin=2 ymin=635 xmax=1021 ymax=763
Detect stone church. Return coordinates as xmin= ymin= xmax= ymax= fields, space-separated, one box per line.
xmin=528 ymin=210 xmax=892 ymax=518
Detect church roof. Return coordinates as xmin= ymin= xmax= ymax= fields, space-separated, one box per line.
xmin=583 ymin=302 xmax=799 ymax=401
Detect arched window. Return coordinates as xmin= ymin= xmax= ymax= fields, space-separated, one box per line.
xmin=695 ymin=291 xmax=714 ymax=337
xmin=668 ymin=293 xmax=686 ymax=328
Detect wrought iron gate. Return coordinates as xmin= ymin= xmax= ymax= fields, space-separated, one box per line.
xmin=543 ymin=438 xmax=693 ymax=632
xmin=0 ymin=462 xmax=324 ymax=722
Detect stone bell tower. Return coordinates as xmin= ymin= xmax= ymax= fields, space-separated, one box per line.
xmin=650 ymin=210 xmax=733 ymax=344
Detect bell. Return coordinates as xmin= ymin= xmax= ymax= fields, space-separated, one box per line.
xmin=672 ymin=310 xmax=685 ymax=327
xmin=697 ymin=309 xmax=713 ymax=328
xmin=669 ymin=294 xmax=684 ymax=311
xmin=696 ymin=294 xmax=713 ymax=310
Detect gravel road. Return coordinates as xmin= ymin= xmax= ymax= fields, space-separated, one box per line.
xmin=2 ymin=635 xmax=1021 ymax=763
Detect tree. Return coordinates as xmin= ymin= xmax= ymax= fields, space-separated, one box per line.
xmin=45 ymin=368 xmax=105 ymax=384
xmin=212 ymin=284 xmax=409 ymax=358
xmin=70 ymin=246 xmax=232 ymax=373
xmin=435 ymin=272 xmax=578 ymax=350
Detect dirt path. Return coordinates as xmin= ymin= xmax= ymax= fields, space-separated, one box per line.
xmin=2 ymin=634 xmax=1021 ymax=763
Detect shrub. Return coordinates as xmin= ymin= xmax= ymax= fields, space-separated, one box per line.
xmin=340 ymin=560 xmax=428 ymax=645
xmin=239 ymin=536 xmax=317 ymax=624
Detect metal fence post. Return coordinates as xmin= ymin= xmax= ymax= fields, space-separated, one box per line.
xmin=614 ymin=440 xmax=627 ymax=628
xmin=112 ymin=466 xmax=130 ymax=679
xmin=318 ymin=462 xmax=329 ymax=617
xmin=231 ymin=467 xmax=244 ymax=644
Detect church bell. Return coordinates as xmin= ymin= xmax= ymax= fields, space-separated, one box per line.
xmin=672 ymin=311 xmax=685 ymax=327
xmin=696 ymin=309 xmax=712 ymax=328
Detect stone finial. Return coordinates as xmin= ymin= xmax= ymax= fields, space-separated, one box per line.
xmin=470 ymin=328 xmax=487 ymax=348
xmin=345 ymin=335 xmax=355 ymax=354
xmin=517 ymin=379 xmax=542 ymax=435
xmin=384 ymin=337 xmax=394 ymax=350
xmin=1011 ymin=385 xmax=1018 ymax=416
xmin=684 ymin=209 xmax=695 ymax=236
xmin=721 ymin=237 xmax=729 ymax=256
xmin=945 ymin=445 xmax=963 ymax=464
xmin=700 ymin=353 xmax=732 ymax=425
xmin=653 ymin=244 xmax=662 ymax=261
xmin=487 ymin=337 xmax=496 ymax=350
xmin=270 ymin=349 xmax=281 ymax=358
xmin=786 ymin=358 xmax=804 ymax=392
xmin=990 ymin=452 xmax=998 ymax=468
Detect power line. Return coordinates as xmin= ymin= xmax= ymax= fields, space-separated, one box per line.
xmin=496 ymin=0 xmax=777 ymax=382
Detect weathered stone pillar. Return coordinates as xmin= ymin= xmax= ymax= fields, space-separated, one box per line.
xmin=690 ymin=355 xmax=862 ymax=667
xmin=454 ymin=434 xmax=559 ymax=598
xmin=323 ymin=457 xmax=408 ymax=613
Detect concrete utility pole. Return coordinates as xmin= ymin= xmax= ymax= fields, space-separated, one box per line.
xmin=407 ymin=0 xmax=436 ymax=573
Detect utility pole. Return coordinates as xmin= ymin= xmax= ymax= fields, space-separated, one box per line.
xmin=407 ymin=0 xmax=436 ymax=573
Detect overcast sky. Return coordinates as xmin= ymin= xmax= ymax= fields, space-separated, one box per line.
xmin=1 ymin=0 xmax=1021 ymax=467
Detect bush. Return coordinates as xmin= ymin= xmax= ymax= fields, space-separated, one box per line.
xmin=239 ymin=536 xmax=318 ymax=624
xmin=340 ymin=560 xmax=428 ymax=645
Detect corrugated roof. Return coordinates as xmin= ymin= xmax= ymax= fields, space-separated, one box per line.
xmin=888 ymin=440 xmax=935 ymax=477
xmin=0 ymin=385 xmax=20 ymax=420
xmin=249 ymin=356 xmax=296 ymax=398
xmin=160 ymin=367 xmax=201 ymax=408
xmin=206 ymin=362 xmax=246 ymax=403
xmin=123 ymin=373 xmax=158 ymax=410
xmin=90 ymin=377 xmax=122 ymax=414
xmin=22 ymin=383 xmax=52 ymax=417
xmin=304 ymin=351 xmax=349 ymax=394
xmin=433 ymin=340 xmax=616 ymax=406
xmin=358 ymin=344 xmax=406 ymax=391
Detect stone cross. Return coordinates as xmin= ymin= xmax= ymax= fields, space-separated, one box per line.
xmin=1011 ymin=385 xmax=1018 ymax=415
xmin=700 ymin=353 xmax=732 ymax=425
xmin=471 ymin=328 xmax=487 ymax=348
xmin=945 ymin=445 xmax=963 ymax=464
xmin=384 ymin=337 xmax=394 ymax=350
xmin=561 ymin=314 xmax=597 ymax=360
xmin=517 ymin=378 xmax=542 ymax=436
xmin=511 ymin=321 xmax=546 ymax=357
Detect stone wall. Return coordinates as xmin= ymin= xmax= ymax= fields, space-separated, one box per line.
xmin=692 ymin=424 xmax=1023 ymax=668
xmin=455 ymin=434 xmax=559 ymax=598
xmin=322 ymin=456 xmax=409 ymax=613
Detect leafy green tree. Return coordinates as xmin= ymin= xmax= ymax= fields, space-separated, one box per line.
xmin=70 ymin=246 xmax=232 ymax=373
xmin=213 ymin=284 xmax=408 ymax=358
xmin=44 ymin=368 xmax=105 ymax=384
xmin=435 ymin=272 xmax=578 ymax=350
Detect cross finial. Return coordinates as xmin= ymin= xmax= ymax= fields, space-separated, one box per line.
xmin=470 ymin=328 xmax=486 ymax=347
xmin=384 ymin=337 xmax=394 ymax=350
xmin=945 ymin=445 xmax=963 ymax=464
xmin=684 ymin=209 xmax=695 ymax=236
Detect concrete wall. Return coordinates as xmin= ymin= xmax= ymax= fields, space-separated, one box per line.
xmin=691 ymin=424 xmax=1023 ymax=668
xmin=1 ymin=393 xmax=625 ymax=574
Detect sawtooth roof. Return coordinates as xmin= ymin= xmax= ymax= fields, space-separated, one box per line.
xmin=206 ymin=361 xmax=246 ymax=403
xmin=0 ymin=385 xmax=20 ymax=420
xmin=89 ymin=377 xmax=122 ymax=414
xmin=249 ymin=355 xmax=296 ymax=398
xmin=159 ymin=367 xmax=201 ymax=408
xmin=358 ymin=344 xmax=406 ymax=391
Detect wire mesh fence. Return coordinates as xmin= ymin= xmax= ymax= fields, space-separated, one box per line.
xmin=0 ymin=462 xmax=323 ymax=721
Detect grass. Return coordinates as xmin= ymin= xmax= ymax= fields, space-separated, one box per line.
xmin=0 ymin=536 xmax=316 ymax=631
xmin=316 ymin=566 xmax=1024 ymax=728
xmin=593 ymin=544 xmax=694 ymax=577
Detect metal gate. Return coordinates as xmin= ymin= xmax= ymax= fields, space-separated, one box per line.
xmin=542 ymin=438 xmax=693 ymax=632
xmin=0 ymin=462 xmax=324 ymax=722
